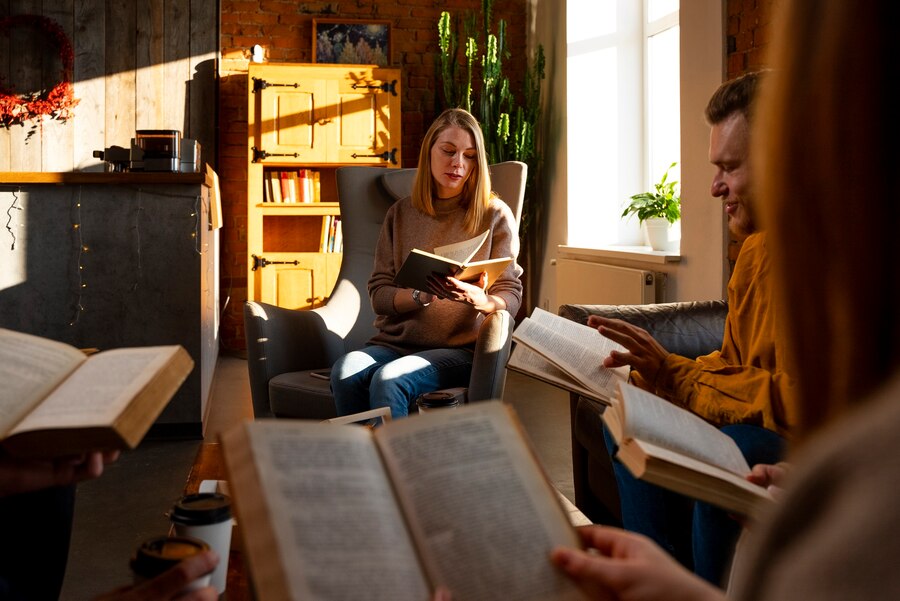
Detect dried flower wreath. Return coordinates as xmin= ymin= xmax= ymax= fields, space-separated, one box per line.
xmin=0 ymin=14 xmax=79 ymax=128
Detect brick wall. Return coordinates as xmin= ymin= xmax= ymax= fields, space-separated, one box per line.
xmin=724 ymin=0 xmax=779 ymax=264
xmin=217 ymin=0 xmax=528 ymax=351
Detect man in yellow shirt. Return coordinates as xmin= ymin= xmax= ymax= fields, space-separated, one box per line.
xmin=592 ymin=71 xmax=796 ymax=586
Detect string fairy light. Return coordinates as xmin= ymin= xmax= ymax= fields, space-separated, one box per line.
xmin=70 ymin=186 xmax=86 ymax=326
xmin=4 ymin=187 xmax=22 ymax=250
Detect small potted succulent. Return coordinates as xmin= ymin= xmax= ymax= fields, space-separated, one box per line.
xmin=622 ymin=162 xmax=681 ymax=250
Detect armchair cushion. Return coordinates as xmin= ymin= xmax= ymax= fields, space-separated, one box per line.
xmin=560 ymin=300 xmax=728 ymax=525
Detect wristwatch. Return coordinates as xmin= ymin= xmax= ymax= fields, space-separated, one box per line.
xmin=412 ymin=289 xmax=432 ymax=307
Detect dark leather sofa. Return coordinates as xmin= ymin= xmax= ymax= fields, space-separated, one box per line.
xmin=558 ymin=300 xmax=728 ymax=525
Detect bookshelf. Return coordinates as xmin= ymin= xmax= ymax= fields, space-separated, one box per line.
xmin=246 ymin=63 xmax=401 ymax=309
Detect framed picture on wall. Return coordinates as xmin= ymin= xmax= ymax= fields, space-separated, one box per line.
xmin=313 ymin=19 xmax=392 ymax=67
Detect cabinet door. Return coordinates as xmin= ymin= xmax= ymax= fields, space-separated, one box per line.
xmin=256 ymin=253 xmax=326 ymax=310
xmin=258 ymin=79 xmax=330 ymax=163
xmin=334 ymin=69 xmax=401 ymax=165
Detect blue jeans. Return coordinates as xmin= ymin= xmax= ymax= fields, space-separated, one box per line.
xmin=604 ymin=423 xmax=786 ymax=586
xmin=331 ymin=344 xmax=474 ymax=418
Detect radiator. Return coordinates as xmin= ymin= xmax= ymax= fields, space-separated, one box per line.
xmin=556 ymin=259 xmax=662 ymax=306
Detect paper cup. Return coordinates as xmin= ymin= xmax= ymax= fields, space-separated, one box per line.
xmin=170 ymin=492 xmax=233 ymax=594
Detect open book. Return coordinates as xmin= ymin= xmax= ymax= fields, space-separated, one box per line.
xmin=393 ymin=230 xmax=513 ymax=290
xmin=0 ymin=328 xmax=194 ymax=458
xmin=604 ymin=382 xmax=774 ymax=517
xmin=220 ymin=401 xmax=585 ymax=601
xmin=507 ymin=307 xmax=630 ymax=403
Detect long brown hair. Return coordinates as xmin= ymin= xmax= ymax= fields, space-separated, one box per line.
xmin=412 ymin=108 xmax=493 ymax=235
xmin=755 ymin=0 xmax=900 ymax=439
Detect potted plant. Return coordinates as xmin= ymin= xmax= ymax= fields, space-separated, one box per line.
xmin=622 ymin=162 xmax=681 ymax=250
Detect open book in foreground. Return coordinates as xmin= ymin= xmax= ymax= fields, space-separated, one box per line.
xmin=0 ymin=328 xmax=193 ymax=458
xmin=507 ymin=307 xmax=630 ymax=403
xmin=393 ymin=230 xmax=513 ymax=291
xmin=220 ymin=401 xmax=585 ymax=601
xmin=604 ymin=382 xmax=774 ymax=517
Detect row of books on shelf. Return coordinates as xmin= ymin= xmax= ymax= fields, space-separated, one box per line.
xmin=321 ymin=215 xmax=343 ymax=253
xmin=264 ymin=169 xmax=321 ymax=203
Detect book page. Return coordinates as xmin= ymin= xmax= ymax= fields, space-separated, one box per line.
xmin=619 ymin=439 xmax=772 ymax=517
xmin=233 ymin=420 xmax=429 ymax=601
xmin=454 ymin=256 xmax=513 ymax=283
xmin=512 ymin=312 xmax=628 ymax=401
xmin=507 ymin=343 xmax=608 ymax=403
xmin=617 ymin=382 xmax=750 ymax=475
xmin=8 ymin=347 xmax=179 ymax=433
xmin=433 ymin=230 xmax=489 ymax=264
xmin=0 ymin=329 xmax=85 ymax=436
xmin=376 ymin=402 xmax=583 ymax=601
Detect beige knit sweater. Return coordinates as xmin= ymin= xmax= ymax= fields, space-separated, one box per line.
xmin=368 ymin=194 xmax=522 ymax=353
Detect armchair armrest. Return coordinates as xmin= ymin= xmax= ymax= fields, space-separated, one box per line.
xmin=558 ymin=300 xmax=728 ymax=359
xmin=467 ymin=309 xmax=515 ymax=402
xmin=243 ymin=301 xmax=340 ymax=418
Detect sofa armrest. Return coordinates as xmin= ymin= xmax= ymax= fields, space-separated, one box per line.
xmin=243 ymin=301 xmax=339 ymax=418
xmin=558 ymin=300 xmax=728 ymax=359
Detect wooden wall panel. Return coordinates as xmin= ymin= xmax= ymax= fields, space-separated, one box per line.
xmin=8 ymin=0 xmax=42 ymax=172
xmin=189 ymin=0 xmax=217 ymax=151
xmin=164 ymin=0 xmax=191 ymax=133
xmin=136 ymin=0 xmax=165 ymax=130
xmin=0 ymin=0 xmax=9 ymax=170
xmin=40 ymin=0 xmax=75 ymax=171
xmin=2 ymin=0 xmax=217 ymax=173
xmin=73 ymin=0 xmax=106 ymax=169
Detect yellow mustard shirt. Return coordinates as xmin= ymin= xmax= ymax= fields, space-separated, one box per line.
xmin=635 ymin=232 xmax=799 ymax=437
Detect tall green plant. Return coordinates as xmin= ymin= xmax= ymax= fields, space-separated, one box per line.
xmin=437 ymin=1 xmax=545 ymax=235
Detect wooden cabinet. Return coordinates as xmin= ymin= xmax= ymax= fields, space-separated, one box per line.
xmin=247 ymin=63 xmax=401 ymax=309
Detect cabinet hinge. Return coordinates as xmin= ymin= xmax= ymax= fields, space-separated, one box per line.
xmin=251 ymin=254 xmax=300 ymax=271
xmin=351 ymin=148 xmax=398 ymax=165
xmin=252 ymin=77 xmax=303 ymax=93
xmin=350 ymin=79 xmax=398 ymax=96
xmin=252 ymin=147 xmax=300 ymax=163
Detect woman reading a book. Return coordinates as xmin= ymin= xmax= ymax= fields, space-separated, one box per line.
xmin=548 ymin=1 xmax=900 ymax=599
xmin=331 ymin=108 xmax=523 ymax=418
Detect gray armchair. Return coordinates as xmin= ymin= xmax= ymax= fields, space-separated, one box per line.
xmin=245 ymin=162 xmax=527 ymax=419
xmin=559 ymin=300 xmax=728 ymax=525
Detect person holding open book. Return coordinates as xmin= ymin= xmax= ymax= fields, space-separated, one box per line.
xmin=591 ymin=71 xmax=796 ymax=585
xmin=550 ymin=1 xmax=900 ymax=598
xmin=331 ymin=108 xmax=523 ymax=418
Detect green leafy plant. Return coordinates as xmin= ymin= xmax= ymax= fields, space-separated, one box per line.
xmin=436 ymin=1 xmax=545 ymax=235
xmin=622 ymin=162 xmax=682 ymax=224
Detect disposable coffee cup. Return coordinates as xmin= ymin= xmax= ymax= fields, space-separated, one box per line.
xmin=170 ymin=492 xmax=233 ymax=594
xmin=416 ymin=391 xmax=462 ymax=413
xmin=131 ymin=535 xmax=211 ymax=590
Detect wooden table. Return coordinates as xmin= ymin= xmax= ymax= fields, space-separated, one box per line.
xmin=184 ymin=442 xmax=251 ymax=600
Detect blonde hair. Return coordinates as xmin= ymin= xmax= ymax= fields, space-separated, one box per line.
xmin=755 ymin=0 xmax=900 ymax=439
xmin=412 ymin=108 xmax=493 ymax=234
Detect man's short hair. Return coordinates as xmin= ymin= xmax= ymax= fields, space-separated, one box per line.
xmin=705 ymin=70 xmax=767 ymax=125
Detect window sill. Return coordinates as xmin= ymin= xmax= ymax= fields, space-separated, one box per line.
xmin=557 ymin=245 xmax=681 ymax=265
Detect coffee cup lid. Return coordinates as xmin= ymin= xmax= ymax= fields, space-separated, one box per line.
xmin=131 ymin=535 xmax=209 ymax=578
xmin=170 ymin=492 xmax=232 ymax=525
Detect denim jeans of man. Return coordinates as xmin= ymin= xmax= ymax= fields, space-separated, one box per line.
xmin=603 ymin=422 xmax=786 ymax=586
xmin=331 ymin=344 xmax=473 ymax=418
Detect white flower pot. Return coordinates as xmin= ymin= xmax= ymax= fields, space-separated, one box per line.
xmin=643 ymin=217 xmax=671 ymax=251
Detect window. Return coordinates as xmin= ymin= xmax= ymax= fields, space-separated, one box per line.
xmin=567 ymin=0 xmax=680 ymax=249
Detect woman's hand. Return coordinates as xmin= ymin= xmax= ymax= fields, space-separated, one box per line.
xmin=0 ymin=449 xmax=120 ymax=497
xmin=746 ymin=462 xmax=791 ymax=499
xmin=426 ymin=272 xmax=503 ymax=313
xmin=92 ymin=550 xmax=219 ymax=601
xmin=550 ymin=525 xmax=725 ymax=601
